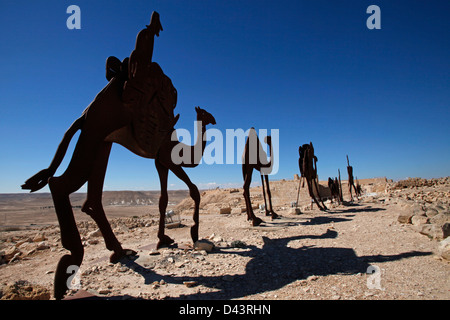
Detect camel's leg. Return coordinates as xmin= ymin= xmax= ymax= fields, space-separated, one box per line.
xmin=48 ymin=146 xmax=99 ymax=298
xmin=81 ymin=142 xmax=137 ymax=262
xmin=260 ymin=174 xmax=270 ymax=216
xmin=352 ymin=183 xmax=359 ymax=200
xmin=155 ymin=159 xmax=175 ymax=248
xmin=264 ymin=175 xmax=279 ymax=219
xmin=348 ymin=182 xmax=354 ymax=202
xmin=243 ymin=167 xmax=263 ymax=226
xmin=242 ymin=165 xmax=253 ymax=221
xmin=166 ymin=163 xmax=201 ymax=243
xmin=313 ymin=177 xmax=327 ymax=210
xmin=307 ymin=178 xmax=325 ymax=211
xmin=49 ymin=176 xmax=85 ymax=300
xmin=295 ymin=177 xmax=302 ymax=207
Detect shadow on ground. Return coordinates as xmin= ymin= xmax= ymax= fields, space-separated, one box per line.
xmin=74 ymin=224 xmax=431 ymax=300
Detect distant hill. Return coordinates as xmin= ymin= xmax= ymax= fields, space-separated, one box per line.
xmin=0 ymin=190 xmax=189 ymax=211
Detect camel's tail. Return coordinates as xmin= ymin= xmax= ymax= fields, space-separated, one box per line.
xmin=21 ymin=116 xmax=85 ymax=192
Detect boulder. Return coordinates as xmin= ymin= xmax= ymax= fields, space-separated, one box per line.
xmin=411 ymin=215 xmax=429 ymax=226
xmin=419 ymin=224 xmax=443 ymax=240
xmin=437 ymin=237 xmax=450 ymax=261
xmin=425 ymin=207 xmax=439 ymax=218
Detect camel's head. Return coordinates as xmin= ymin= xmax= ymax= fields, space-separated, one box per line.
xmin=195 ymin=106 xmax=216 ymax=125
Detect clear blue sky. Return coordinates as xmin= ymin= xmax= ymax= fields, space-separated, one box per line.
xmin=1 ymin=0 xmax=449 ymax=193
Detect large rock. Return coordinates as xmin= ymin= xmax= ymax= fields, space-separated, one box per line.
xmin=425 ymin=207 xmax=439 ymax=218
xmin=419 ymin=224 xmax=443 ymax=240
xmin=437 ymin=237 xmax=450 ymax=260
xmin=429 ymin=213 xmax=449 ymax=227
xmin=411 ymin=215 xmax=429 ymax=226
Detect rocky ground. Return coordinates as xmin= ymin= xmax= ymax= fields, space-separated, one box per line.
xmin=0 ymin=177 xmax=449 ymax=300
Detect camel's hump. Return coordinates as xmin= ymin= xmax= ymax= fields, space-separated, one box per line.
xmin=131 ymin=63 xmax=178 ymax=156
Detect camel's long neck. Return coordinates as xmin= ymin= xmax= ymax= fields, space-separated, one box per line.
xmin=195 ymin=119 xmax=206 ymax=153
xmin=188 ymin=119 xmax=206 ymax=167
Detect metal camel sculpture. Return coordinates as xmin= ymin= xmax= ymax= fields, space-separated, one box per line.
xmin=242 ymin=128 xmax=279 ymax=226
xmin=328 ymin=177 xmax=341 ymax=205
xmin=296 ymin=142 xmax=327 ymax=211
xmin=21 ymin=12 xmax=216 ymax=300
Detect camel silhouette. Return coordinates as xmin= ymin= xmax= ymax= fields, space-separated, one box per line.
xmin=242 ymin=128 xmax=279 ymax=226
xmin=21 ymin=12 xmax=216 ymax=299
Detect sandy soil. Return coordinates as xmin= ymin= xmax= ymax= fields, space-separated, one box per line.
xmin=0 ymin=178 xmax=449 ymax=300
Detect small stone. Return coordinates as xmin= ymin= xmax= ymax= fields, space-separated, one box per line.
xmin=219 ymin=207 xmax=232 ymax=215
xmin=398 ymin=211 xmax=413 ymax=224
xmin=183 ymin=281 xmax=198 ymax=288
xmin=98 ymin=289 xmax=111 ymax=295
xmin=194 ymin=239 xmax=214 ymax=252
xmin=223 ymin=275 xmax=234 ymax=282
xmin=442 ymin=223 xmax=450 ymax=239
xmin=307 ymin=275 xmax=318 ymax=282
xmin=36 ymin=241 xmax=50 ymax=250
xmin=149 ymin=249 xmax=160 ymax=256
xmin=230 ymin=240 xmax=246 ymax=248
xmin=33 ymin=233 xmax=46 ymax=242
xmin=88 ymin=229 xmax=102 ymax=238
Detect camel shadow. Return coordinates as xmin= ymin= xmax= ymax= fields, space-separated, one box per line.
xmin=99 ymin=228 xmax=431 ymax=300
xmin=330 ymin=204 xmax=387 ymax=215
xmin=300 ymin=216 xmax=352 ymax=226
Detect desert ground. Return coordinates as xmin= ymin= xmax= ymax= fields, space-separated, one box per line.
xmin=0 ymin=176 xmax=449 ymax=300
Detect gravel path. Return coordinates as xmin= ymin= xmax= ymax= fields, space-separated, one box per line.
xmin=1 ymin=193 xmax=448 ymax=300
